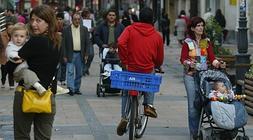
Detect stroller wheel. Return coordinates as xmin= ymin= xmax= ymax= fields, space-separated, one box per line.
xmin=206 ymin=136 xmax=217 ymax=140
xmin=198 ymin=132 xmax=203 ymax=140
xmin=235 ymin=136 xmax=244 ymax=140
xmin=96 ymin=83 xmax=101 ymax=97
xmin=236 ymin=136 xmax=249 ymax=140
xmin=102 ymin=89 xmax=105 ymax=97
xmin=100 ymin=64 xmax=103 ymax=73
xmin=243 ymin=136 xmax=249 ymax=140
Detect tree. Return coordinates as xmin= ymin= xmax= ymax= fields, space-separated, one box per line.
xmin=205 ymin=16 xmax=231 ymax=55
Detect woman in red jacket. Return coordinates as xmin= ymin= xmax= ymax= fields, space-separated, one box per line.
xmin=180 ymin=16 xmax=224 ymax=139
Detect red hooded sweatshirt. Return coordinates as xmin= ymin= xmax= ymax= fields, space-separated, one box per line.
xmin=118 ymin=22 xmax=164 ymax=73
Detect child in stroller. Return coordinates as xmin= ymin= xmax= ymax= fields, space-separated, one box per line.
xmin=209 ymin=81 xmax=246 ymax=103
xmin=197 ymin=70 xmax=249 ymax=140
xmin=97 ymin=43 xmax=122 ymax=97
xmin=209 ymin=81 xmax=235 ymax=103
xmin=102 ymin=43 xmax=122 ymax=77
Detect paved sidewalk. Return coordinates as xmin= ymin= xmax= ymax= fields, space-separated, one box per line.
xmin=0 ymin=37 xmax=253 ymax=140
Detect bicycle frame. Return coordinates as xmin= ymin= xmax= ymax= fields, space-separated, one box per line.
xmin=110 ymin=70 xmax=162 ymax=139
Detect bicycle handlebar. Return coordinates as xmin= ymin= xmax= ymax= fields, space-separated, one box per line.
xmin=155 ymin=68 xmax=165 ymax=74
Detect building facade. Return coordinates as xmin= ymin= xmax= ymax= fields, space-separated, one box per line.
xmin=163 ymin=0 xmax=253 ymax=43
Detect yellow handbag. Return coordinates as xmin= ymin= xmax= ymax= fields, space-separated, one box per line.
xmin=18 ymin=86 xmax=52 ymax=113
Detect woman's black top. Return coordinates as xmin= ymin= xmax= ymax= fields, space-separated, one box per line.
xmin=18 ymin=35 xmax=60 ymax=92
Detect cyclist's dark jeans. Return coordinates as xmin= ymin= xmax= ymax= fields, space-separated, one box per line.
xmin=121 ymin=90 xmax=154 ymax=118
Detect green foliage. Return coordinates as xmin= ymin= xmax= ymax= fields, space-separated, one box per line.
xmin=245 ymin=65 xmax=253 ymax=79
xmin=205 ymin=16 xmax=232 ymax=55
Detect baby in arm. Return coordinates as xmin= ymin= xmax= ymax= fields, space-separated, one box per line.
xmin=6 ymin=23 xmax=46 ymax=95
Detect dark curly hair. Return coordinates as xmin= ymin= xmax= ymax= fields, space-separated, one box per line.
xmin=187 ymin=16 xmax=206 ymax=40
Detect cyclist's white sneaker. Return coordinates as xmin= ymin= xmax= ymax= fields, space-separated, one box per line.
xmin=116 ymin=118 xmax=128 ymax=136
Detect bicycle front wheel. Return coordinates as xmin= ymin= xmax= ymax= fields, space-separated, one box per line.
xmin=129 ymin=96 xmax=137 ymax=140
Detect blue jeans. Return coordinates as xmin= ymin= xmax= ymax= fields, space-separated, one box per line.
xmin=121 ymin=90 xmax=155 ymax=118
xmin=184 ymin=74 xmax=200 ymax=136
xmin=66 ymin=52 xmax=83 ymax=92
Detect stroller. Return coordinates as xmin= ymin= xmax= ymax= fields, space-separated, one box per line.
xmin=196 ymin=70 xmax=249 ymax=140
xmin=96 ymin=46 xmax=122 ymax=97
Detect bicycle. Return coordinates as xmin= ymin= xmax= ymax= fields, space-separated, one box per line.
xmin=110 ymin=70 xmax=162 ymax=140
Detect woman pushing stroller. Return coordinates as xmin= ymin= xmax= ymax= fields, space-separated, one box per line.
xmin=180 ymin=16 xmax=225 ymax=140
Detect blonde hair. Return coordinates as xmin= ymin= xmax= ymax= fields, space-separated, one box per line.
xmin=10 ymin=22 xmax=28 ymax=36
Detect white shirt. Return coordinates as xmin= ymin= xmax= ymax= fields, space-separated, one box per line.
xmin=6 ymin=41 xmax=22 ymax=61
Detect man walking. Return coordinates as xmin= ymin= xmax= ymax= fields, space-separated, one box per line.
xmin=62 ymin=11 xmax=89 ymax=96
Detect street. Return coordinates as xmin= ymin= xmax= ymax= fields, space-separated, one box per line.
xmin=1 ymin=36 xmax=253 ymax=140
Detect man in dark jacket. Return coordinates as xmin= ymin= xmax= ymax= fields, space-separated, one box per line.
xmin=62 ymin=11 xmax=89 ymax=96
xmin=94 ymin=9 xmax=124 ymax=54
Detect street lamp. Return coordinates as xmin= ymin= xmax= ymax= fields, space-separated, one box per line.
xmin=236 ymin=0 xmax=251 ymax=93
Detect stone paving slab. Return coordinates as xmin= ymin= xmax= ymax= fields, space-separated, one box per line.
xmin=51 ymin=135 xmax=94 ymax=140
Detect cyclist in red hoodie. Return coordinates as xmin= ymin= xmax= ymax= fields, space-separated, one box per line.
xmin=116 ymin=7 xmax=164 ymax=136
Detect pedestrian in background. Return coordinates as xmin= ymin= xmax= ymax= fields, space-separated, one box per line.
xmin=121 ymin=10 xmax=131 ymax=27
xmin=62 ymin=11 xmax=89 ymax=96
xmin=94 ymin=9 xmax=124 ymax=54
xmin=179 ymin=10 xmax=190 ymax=26
xmin=180 ymin=16 xmax=224 ymax=140
xmin=5 ymin=9 xmax=18 ymax=24
xmin=175 ymin=14 xmax=187 ymax=45
xmin=0 ymin=29 xmax=6 ymax=87
xmin=56 ymin=12 xmax=67 ymax=85
xmin=0 ymin=22 xmax=14 ymax=89
xmin=63 ymin=6 xmax=72 ymax=26
xmin=203 ymin=8 xmax=213 ymax=21
xmin=214 ymin=9 xmax=227 ymax=42
xmin=54 ymin=11 xmax=70 ymax=95
xmin=13 ymin=5 xmax=61 ymax=139
xmin=161 ymin=10 xmax=170 ymax=47
xmin=81 ymin=8 xmax=95 ymax=76
xmin=127 ymin=7 xmax=139 ymax=23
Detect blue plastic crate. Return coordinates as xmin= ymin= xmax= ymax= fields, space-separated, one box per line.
xmin=110 ymin=71 xmax=162 ymax=92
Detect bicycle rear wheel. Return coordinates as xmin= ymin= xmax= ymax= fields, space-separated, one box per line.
xmin=129 ymin=96 xmax=137 ymax=140
xmin=135 ymin=94 xmax=148 ymax=138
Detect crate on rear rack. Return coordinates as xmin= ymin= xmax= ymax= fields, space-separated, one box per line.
xmin=110 ymin=71 xmax=162 ymax=93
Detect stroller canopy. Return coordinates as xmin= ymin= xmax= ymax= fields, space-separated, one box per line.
xmin=199 ymin=70 xmax=232 ymax=94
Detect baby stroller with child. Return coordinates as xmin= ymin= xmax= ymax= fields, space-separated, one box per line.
xmin=196 ymin=69 xmax=249 ymax=140
xmin=96 ymin=43 xmax=122 ymax=97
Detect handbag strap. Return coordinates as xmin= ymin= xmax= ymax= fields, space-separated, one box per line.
xmin=48 ymin=43 xmax=63 ymax=93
